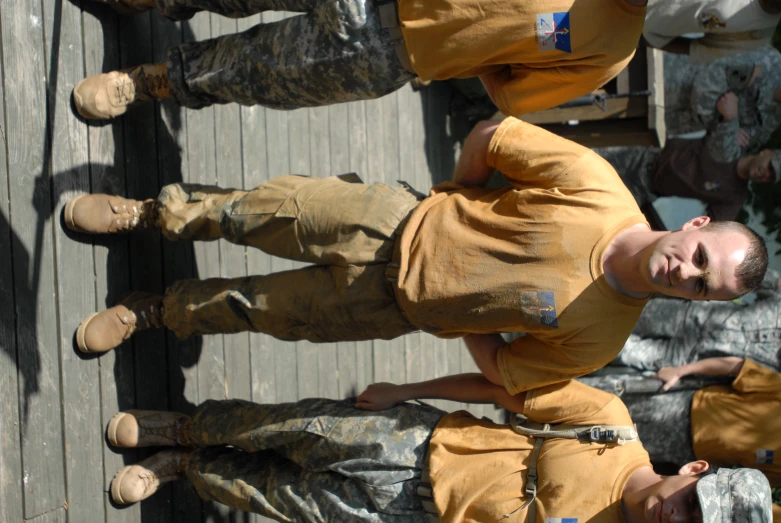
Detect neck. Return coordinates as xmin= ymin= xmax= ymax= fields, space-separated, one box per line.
xmin=602 ymin=223 xmax=660 ymax=299
xmin=621 ymin=466 xmax=664 ymax=521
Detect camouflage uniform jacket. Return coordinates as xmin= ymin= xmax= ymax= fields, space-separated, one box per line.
xmin=692 ymin=46 xmax=781 ymax=163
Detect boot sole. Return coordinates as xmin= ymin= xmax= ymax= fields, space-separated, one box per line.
xmin=110 ymin=465 xmax=133 ymax=505
xmin=63 ymin=194 xmax=90 ymax=233
xmin=75 ymin=312 xmax=103 ymax=354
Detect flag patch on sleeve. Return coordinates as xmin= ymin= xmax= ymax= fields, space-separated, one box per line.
xmin=546 ymin=518 xmax=578 ymax=523
xmin=536 ymin=12 xmax=572 ymax=53
xmin=757 ymin=449 xmax=774 ymax=464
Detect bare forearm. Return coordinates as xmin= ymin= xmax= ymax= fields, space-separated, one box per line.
xmin=452 ymin=120 xmax=500 ymax=186
xmin=465 ymin=333 xmax=505 ymax=385
xmin=394 ymin=373 xmax=527 ymax=413
xmin=394 ymin=373 xmax=500 ymax=404
xmin=677 ymin=357 xmax=745 ymax=378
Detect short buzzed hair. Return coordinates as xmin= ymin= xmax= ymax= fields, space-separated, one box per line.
xmin=703 ymin=221 xmax=768 ymax=296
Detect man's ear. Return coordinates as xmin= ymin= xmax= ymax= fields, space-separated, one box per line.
xmin=680 ymin=216 xmax=710 ymax=231
xmin=678 ymin=460 xmax=710 ymax=476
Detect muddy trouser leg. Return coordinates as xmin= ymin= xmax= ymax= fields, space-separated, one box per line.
xmin=622 ymin=391 xmax=697 ymax=465
xmin=156 ymin=176 xmax=421 ymax=341
xmin=162 ymin=0 xmax=415 ymax=109
xmin=185 ymin=398 xmax=443 ymax=521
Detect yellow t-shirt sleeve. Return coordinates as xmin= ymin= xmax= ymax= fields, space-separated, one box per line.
xmin=732 ymin=359 xmax=781 ymax=393
xmin=497 ymin=336 xmax=606 ymax=395
xmin=491 ymin=56 xmax=635 ymax=117
xmin=521 ymin=380 xmax=632 ymax=426
xmin=486 ymin=117 xmax=621 ymax=191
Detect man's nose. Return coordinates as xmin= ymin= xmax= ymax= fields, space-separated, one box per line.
xmin=672 ymin=263 xmax=699 ymax=286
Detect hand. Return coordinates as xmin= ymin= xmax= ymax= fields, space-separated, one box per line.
xmin=736 ymin=128 xmax=750 ymax=148
xmin=716 ymin=92 xmax=739 ymax=121
xmin=356 ymin=383 xmax=404 ymax=411
xmin=654 ymin=367 xmax=684 ymax=392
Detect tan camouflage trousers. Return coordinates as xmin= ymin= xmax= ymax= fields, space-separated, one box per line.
xmin=157 ymin=174 xmax=421 ymax=342
xmin=158 ymin=0 xmax=415 ymax=109
xmin=185 ymin=397 xmax=443 ymax=521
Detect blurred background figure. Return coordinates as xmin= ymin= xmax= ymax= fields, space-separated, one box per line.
xmin=594 ymin=140 xmax=780 ymax=220
xmin=643 ymin=0 xmax=781 ymax=63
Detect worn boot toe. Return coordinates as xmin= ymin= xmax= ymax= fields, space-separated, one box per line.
xmin=76 ymin=293 xmax=164 ymax=354
xmin=110 ymin=450 xmax=189 ymax=505
xmin=64 ymin=193 xmax=157 ymax=235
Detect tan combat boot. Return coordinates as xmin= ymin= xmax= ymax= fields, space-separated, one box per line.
xmin=64 ymin=194 xmax=157 ymax=235
xmin=76 ymin=292 xmax=164 ymax=354
xmin=107 ymin=410 xmax=194 ymax=448
xmin=111 ymin=449 xmax=190 ymax=505
xmin=72 ymin=63 xmax=169 ymax=120
xmin=91 ymin=0 xmax=158 ymax=15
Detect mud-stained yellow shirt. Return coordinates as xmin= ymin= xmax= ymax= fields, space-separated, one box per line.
xmin=428 ymin=380 xmax=651 ymax=523
xmin=396 ymin=0 xmax=646 ymax=116
xmin=395 ymin=118 xmax=648 ymax=394
xmin=692 ymin=359 xmax=781 ymax=486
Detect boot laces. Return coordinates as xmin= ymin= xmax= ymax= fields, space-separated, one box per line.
xmin=139 ymin=416 xmax=191 ymax=445
xmin=113 ymin=201 xmax=157 ymax=232
xmin=138 ymin=453 xmax=185 ymax=494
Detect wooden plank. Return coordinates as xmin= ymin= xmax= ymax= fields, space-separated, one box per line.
xmin=236 ymin=17 xmax=276 ymax=420
xmin=518 ymin=96 xmax=648 ymax=125
xmin=213 ymin=15 xmax=253 ymax=404
xmin=287 ymin=96 xmax=320 ymax=401
xmin=370 ymin=92 xmax=407 ymax=384
xmin=327 ymin=102 xmax=357 ymax=400
xmin=79 ymin=5 xmax=142 ymax=523
xmin=310 ymin=104 xmax=340 ymax=399
xmin=1 ymin=0 xmax=67 ymax=516
xmin=647 ymin=47 xmax=666 ymax=147
xmin=25 ymin=506 xmax=68 ymax=523
xmin=0 ymin=20 xmax=25 ymax=522
xmin=149 ymin=10 xmax=203 ymax=523
xmin=42 ymin=0 xmax=106 ymax=519
xmin=186 ymin=11 xmax=226 ymax=406
xmin=538 ymin=118 xmax=656 ymax=147
xmin=261 ymin=12 xmax=297 ymax=404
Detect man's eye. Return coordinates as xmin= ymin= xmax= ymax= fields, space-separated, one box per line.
xmin=696 ymin=248 xmax=705 ymax=267
xmin=697 ymin=278 xmax=705 ymax=294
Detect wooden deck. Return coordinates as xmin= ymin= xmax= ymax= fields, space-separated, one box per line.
xmin=0 ymin=3 xmax=501 ymax=522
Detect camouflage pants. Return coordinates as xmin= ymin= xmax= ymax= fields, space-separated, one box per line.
xmin=592 ymin=147 xmax=659 ymax=208
xmin=185 ymin=398 xmax=444 ymax=521
xmin=578 ymin=375 xmax=697 ymax=465
xmin=157 ymin=0 xmax=416 ymax=109
xmin=156 ymin=175 xmax=421 ymax=342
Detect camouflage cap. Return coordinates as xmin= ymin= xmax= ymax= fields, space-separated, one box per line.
xmin=696 ymin=468 xmax=772 ymax=523
xmin=771 ymin=150 xmax=781 ymax=183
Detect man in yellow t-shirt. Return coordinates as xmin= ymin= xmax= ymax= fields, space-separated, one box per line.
xmin=72 ymin=0 xmax=645 ymax=120
xmin=65 ymin=118 xmax=767 ymax=394
xmin=585 ymin=357 xmax=781 ymax=521
xmin=98 ymin=374 xmax=773 ymax=523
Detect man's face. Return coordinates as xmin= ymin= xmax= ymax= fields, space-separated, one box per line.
xmin=744 ymin=149 xmax=775 ymax=183
xmin=642 ymin=218 xmax=750 ymax=300
xmin=637 ymin=475 xmax=702 ymax=523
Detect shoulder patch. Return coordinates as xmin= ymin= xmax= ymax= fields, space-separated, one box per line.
xmin=537 ymin=12 xmax=572 ymax=54
xmin=756 ymin=449 xmax=774 ymax=465
xmin=520 ymin=291 xmax=559 ymax=328
xmin=545 ymin=518 xmax=578 ymax=523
